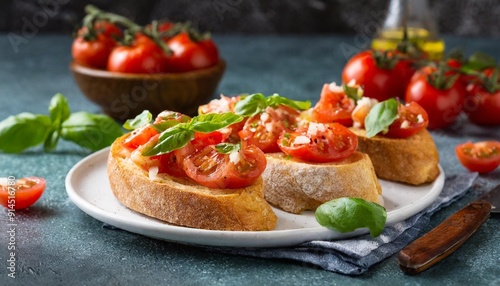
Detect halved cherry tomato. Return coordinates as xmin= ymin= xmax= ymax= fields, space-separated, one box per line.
xmin=405 ymin=65 xmax=466 ymax=130
xmin=342 ymin=50 xmax=416 ymax=101
xmin=183 ymin=144 xmax=266 ymax=189
xmin=0 ymin=177 xmax=46 ymax=210
xmin=165 ymin=32 xmax=219 ymax=73
xmin=385 ymin=101 xmax=429 ymax=138
xmin=122 ymin=124 xmax=159 ymax=150
xmin=456 ymin=141 xmax=500 ymax=173
xmin=278 ymin=122 xmax=358 ymax=163
xmin=311 ymin=83 xmax=355 ymax=126
xmin=107 ymin=35 xmax=168 ymax=73
xmin=239 ymin=106 xmax=300 ymax=153
xmin=72 ymin=21 xmax=122 ymax=69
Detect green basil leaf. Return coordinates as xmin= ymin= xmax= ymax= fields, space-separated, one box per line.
xmin=190 ymin=112 xmax=243 ymax=132
xmin=234 ymin=93 xmax=268 ymax=117
xmin=315 ymin=197 xmax=387 ymax=237
xmin=215 ymin=142 xmax=240 ymax=154
xmin=462 ymin=51 xmax=496 ymax=72
xmin=234 ymin=93 xmax=310 ymax=117
xmin=265 ymin=93 xmax=311 ymax=110
xmin=48 ymin=93 xmax=71 ymax=128
xmin=365 ymin=98 xmax=399 ymax=138
xmin=43 ymin=129 xmax=61 ymax=152
xmin=153 ymin=111 xmax=191 ymax=132
xmin=0 ymin=113 xmax=52 ymax=153
xmin=343 ymin=85 xmax=362 ymax=103
xmin=61 ymin=112 xmax=124 ymax=151
xmin=142 ymin=127 xmax=194 ymax=156
xmin=123 ymin=110 xmax=152 ymax=130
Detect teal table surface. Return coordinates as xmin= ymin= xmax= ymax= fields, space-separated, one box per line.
xmin=0 ymin=34 xmax=499 ymax=285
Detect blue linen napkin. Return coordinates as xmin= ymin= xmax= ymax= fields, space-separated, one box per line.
xmin=210 ymin=172 xmax=479 ymax=275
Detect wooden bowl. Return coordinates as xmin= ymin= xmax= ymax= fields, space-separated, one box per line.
xmin=70 ymin=60 xmax=226 ymax=121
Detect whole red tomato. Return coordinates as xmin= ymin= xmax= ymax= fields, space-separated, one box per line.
xmin=165 ymin=32 xmax=219 ymax=73
xmin=72 ymin=21 xmax=122 ymax=69
xmin=107 ymin=35 xmax=168 ymax=74
xmin=464 ymin=68 xmax=500 ymax=126
xmin=405 ymin=65 xmax=466 ymax=130
xmin=342 ymin=50 xmax=416 ymax=101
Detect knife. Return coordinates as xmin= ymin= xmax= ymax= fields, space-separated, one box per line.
xmin=397 ymin=184 xmax=499 ymax=275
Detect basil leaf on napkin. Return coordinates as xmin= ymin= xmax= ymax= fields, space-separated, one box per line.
xmin=61 ymin=112 xmax=124 ymax=152
xmin=315 ymin=197 xmax=387 ymax=237
xmin=365 ymin=98 xmax=399 ymax=138
xmin=0 ymin=113 xmax=52 ymax=153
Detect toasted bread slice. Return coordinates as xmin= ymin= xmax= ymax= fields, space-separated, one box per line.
xmin=349 ymin=128 xmax=440 ymax=185
xmin=262 ymin=151 xmax=382 ymax=214
xmin=107 ymin=135 xmax=277 ymax=231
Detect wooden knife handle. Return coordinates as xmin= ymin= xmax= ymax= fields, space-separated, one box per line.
xmin=398 ymin=200 xmax=491 ymax=275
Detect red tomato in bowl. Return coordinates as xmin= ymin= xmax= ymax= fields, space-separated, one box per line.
xmin=72 ymin=21 xmax=122 ymax=69
xmin=456 ymin=141 xmax=500 ymax=173
xmin=277 ymin=122 xmax=358 ymax=163
xmin=107 ymin=35 xmax=168 ymax=74
xmin=165 ymin=32 xmax=219 ymax=73
xmin=0 ymin=177 xmax=46 ymax=210
xmin=311 ymin=83 xmax=355 ymax=126
xmin=385 ymin=101 xmax=429 ymax=138
xmin=342 ymin=50 xmax=416 ymax=101
xmin=405 ymin=66 xmax=466 ymax=130
xmin=464 ymin=68 xmax=500 ymax=126
xmin=183 ymin=144 xmax=266 ymax=189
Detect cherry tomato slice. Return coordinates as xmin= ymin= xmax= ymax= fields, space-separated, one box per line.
xmin=122 ymin=124 xmax=159 ymax=150
xmin=183 ymin=144 xmax=266 ymax=189
xmin=278 ymin=122 xmax=358 ymax=163
xmin=311 ymin=83 xmax=355 ymax=126
xmin=385 ymin=101 xmax=429 ymax=138
xmin=239 ymin=106 xmax=299 ymax=153
xmin=0 ymin=177 xmax=46 ymax=210
xmin=456 ymin=141 xmax=500 ymax=173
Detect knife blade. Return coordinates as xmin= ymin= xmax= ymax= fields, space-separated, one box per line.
xmin=397 ymin=184 xmax=499 ymax=275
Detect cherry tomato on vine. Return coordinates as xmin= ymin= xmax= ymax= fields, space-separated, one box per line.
xmin=405 ymin=65 xmax=466 ymax=130
xmin=464 ymin=68 xmax=500 ymax=126
xmin=165 ymin=32 xmax=219 ymax=73
xmin=72 ymin=21 xmax=122 ymax=69
xmin=456 ymin=141 xmax=500 ymax=173
xmin=0 ymin=177 xmax=46 ymax=210
xmin=342 ymin=50 xmax=416 ymax=101
xmin=107 ymin=35 xmax=168 ymax=74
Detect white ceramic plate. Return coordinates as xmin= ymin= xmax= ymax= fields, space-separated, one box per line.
xmin=66 ymin=148 xmax=445 ymax=248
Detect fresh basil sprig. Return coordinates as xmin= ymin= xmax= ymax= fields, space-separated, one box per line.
xmin=343 ymin=84 xmax=363 ymax=103
xmin=364 ymin=98 xmax=399 ymax=138
xmin=123 ymin=110 xmax=152 ymax=130
xmin=234 ymin=93 xmax=311 ymax=117
xmin=315 ymin=197 xmax=387 ymax=237
xmin=143 ymin=112 xmax=243 ymax=156
xmin=0 ymin=93 xmax=124 ymax=153
xmin=215 ymin=142 xmax=240 ymax=154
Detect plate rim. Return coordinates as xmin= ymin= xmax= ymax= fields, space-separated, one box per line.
xmin=65 ymin=147 xmax=445 ymax=247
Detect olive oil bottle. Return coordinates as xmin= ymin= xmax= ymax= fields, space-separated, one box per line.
xmin=371 ymin=0 xmax=445 ymax=60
